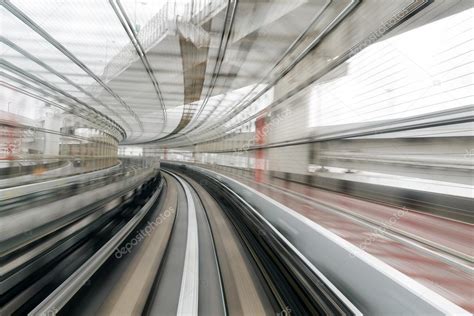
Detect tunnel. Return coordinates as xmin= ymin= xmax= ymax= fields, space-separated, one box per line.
xmin=0 ymin=0 xmax=473 ymax=315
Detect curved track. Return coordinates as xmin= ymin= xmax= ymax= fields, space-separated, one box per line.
xmin=3 ymin=168 xmax=359 ymax=315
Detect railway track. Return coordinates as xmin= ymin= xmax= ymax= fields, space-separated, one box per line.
xmin=3 ymin=168 xmax=359 ymax=315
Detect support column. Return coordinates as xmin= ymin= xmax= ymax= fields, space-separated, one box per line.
xmin=43 ymin=108 xmax=61 ymax=158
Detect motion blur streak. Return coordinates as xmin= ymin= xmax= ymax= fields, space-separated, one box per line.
xmin=1 ymin=0 xmax=472 ymax=315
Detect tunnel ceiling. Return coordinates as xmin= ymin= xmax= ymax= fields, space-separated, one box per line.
xmin=1 ymin=0 xmax=358 ymax=146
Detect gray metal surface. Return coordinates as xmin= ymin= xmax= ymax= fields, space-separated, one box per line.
xmin=173 ymin=172 xmax=200 ymax=316
xmin=180 ymin=172 xmax=275 ymax=315
xmin=183 ymin=164 xmax=470 ymax=315
xmin=57 ymin=175 xmax=173 ymax=316
xmin=185 ymin=175 xmax=226 ymax=316
xmin=0 ymin=161 xmax=122 ymax=198
xmin=0 ymin=168 xmax=155 ymax=256
xmin=147 ymin=174 xmax=188 ymax=315
xmin=28 ymin=178 xmax=163 ymax=315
